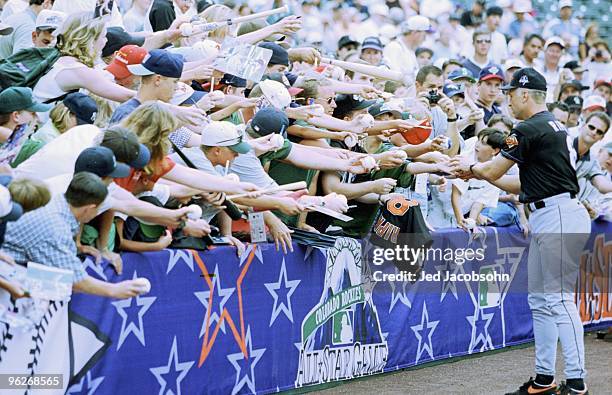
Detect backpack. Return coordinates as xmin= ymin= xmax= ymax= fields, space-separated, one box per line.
xmin=0 ymin=47 xmax=61 ymax=92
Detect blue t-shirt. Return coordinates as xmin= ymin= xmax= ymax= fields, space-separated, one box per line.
xmin=109 ymin=98 xmax=142 ymax=125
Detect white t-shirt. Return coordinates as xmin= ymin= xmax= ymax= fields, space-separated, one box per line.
xmin=53 ymin=0 xmax=124 ymax=28
xmin=452 ymin=177 xmax=500 ymax=214
xmin=14 ymin=124 xmax=101 ymax=181
xmin=383 ymin=38 xmax=418 ymax=88
xmin=0 ymin=0 xmax=27 ymax=20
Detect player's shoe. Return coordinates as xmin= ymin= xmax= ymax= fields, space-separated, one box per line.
xmin=504 ymin=377 xmax=558 ymax=395
xmin=556 ymin=382 xmax=589 ymax=394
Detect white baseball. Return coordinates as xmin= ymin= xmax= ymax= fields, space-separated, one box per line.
xmin=180 ymin=23 xmax=193 ymax=36
xmin=394 ymin=150 xmax=408 ymax=160
xmin=225 ymin=173 xmax=240 ymax=183
xmin=186 ymin=204 xmax=202 ymax=220
xmin=358 ymin=114 xmax=375 ymax=128
xmin=360 ymin=156 xmax=377 ymax=171
xmin=464 ymin=218 xmax=476 ymax=229
xmin=270 ymin=134 xmax=285 ymax=150
xmin=134 ymin=278 xmax=151 ymax=294
xmin=344 ymin=134 xmax=357 ymax=148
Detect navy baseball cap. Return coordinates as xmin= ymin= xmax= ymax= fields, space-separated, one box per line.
xmin=502 ymin=67 xmax=547 ymax=92
xmin=333 ymin=94 xmax=377 ymax=119
xmin=75 ymin=146 xmax=131 ymax=178
xmin=443 ymin=83 xmax=465 ymax=97
xmin=127 ymin=49 xmax=184 ymax=78
xmin=250 ymin=107 xmax=290 ymax=136
xmin=368 ymin=102 xmax=402 ymax=118
xmin=361 ymin=37 xmax=383 ymax=52
xmin=220 ymin=73 xmax=247 ymax=88
xmin=338 ymin=35 xmax=359 ymax=50
xmin=258 ymin=42 xmax=289 ymax=67
xmin=479 ymin=64 xmax=504 ymax=82
xmin=102 ymin=27 xmax=145 ymax=58
xmin=448 ymin=67 xmax=476 ymax=83
xmin=564 ymin=95 xmax=584 ymax=110
xmin=63 ymin=93 xmax=98 ymax=125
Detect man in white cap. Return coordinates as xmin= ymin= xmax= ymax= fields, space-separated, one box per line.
xmin=507 ymin=0 xmax=537 ymax=39
xmin=0 ymin=0 xmax=53 ymax=59
xmin=535 ymin=36 xmax=566 ymax=102
xmin=383 ymin=15 xmax=430 ymax=89
xmin=503 ymin=58 xmax=525 ymax=84
xmin=31 ymin=9 xmax=65 ymax=48
xmin=543 ymin=0 xmax=582 ymax=56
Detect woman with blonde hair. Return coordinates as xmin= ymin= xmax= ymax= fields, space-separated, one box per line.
xmin=33 ymin=13 xmax=136 ymax=104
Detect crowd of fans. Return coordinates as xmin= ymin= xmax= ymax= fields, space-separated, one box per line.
xmin=0 ymin=0 xmax=609 ymax=300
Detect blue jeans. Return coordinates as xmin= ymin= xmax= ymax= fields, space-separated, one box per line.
xmin=481 ymin=202 xmax=519 ymax=227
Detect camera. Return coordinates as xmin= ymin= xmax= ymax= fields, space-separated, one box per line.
xmin=426 ymin=90 xmax=441 ymax=105
xmin=594 ymin=50 xmax=603 ymax=59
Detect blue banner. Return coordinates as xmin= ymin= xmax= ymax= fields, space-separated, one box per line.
xmin=7 ymin=222 xmax=608 ymax=394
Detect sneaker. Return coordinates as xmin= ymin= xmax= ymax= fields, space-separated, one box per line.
xmin=557 ymin=382 xmax=589 ymax=394
xmin=505 ymin=377 xmax=558 ymax=395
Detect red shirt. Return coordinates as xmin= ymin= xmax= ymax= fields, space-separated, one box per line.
xmin=114 ymin=156 xmax=176 ymax=193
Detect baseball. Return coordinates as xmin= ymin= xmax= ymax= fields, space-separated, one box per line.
xmin=270 ymin=134 xmax=285 ymax=150
xmin=360 ymin=156 xmax=377 ymax=171
xmin=358 ymin=114 xmax=375 ymax=128
xmin=180 ymin=23 xmax=193 ymax=36
xmin=225 ymin=173 xmax=240 ymax=182
xmin=186 ymin=204 xmax=202 ymax=220
xmin=134 ymin=278 xmax=151 ymax=294
xmin=464 ymin=218 xmax=476 ymax=229
xmin=394 ymin=150 xmax=408 ymax=160
xmin=344 ymin=134 xmax=357 ymax=148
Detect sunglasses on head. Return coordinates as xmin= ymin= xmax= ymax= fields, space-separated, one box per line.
xmin=587 ymin=123 xmax=606 ymax=136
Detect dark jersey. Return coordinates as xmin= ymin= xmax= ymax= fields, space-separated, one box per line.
xmin=500 ymin=111 xmax=579 ymax=203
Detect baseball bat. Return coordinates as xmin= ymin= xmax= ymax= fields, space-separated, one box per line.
xmin=227 ymin=181 xmax=307 ymax=200
xmin=231 ymin=6 xmax=290 ymax=24
xmin=190 ymin=6 xmax=290 ymax=32
xmin=321 ymin=57 xmax=404 ymax=82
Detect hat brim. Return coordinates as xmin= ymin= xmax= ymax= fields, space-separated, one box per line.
xmin=361 ymin=44 xmax=383 ymax=52
xmin=75 ymin=116 xmax=93 ymax=126
xmin=501 ymin=83 xmax=517 ymax=91
xmin=446 ymin=90 xmax=465 ymax=98
xmin=288 ymin=87 xmax=303 ymax=96
xmin=450 ymin=76 xmax=477 ymax=83
xmin=126 ymin=64 xmax=155 ymax=76
xmin=2 ymin=202 xmax=23 ymax=222
xmin=26 ymin=102 xmax=53 ymax=112
xmin=180 ymin=90 xmax=206 ymax=106
xmin=584 ymin=105 xmax=605 ymax=112
xmin=228 ymin=141 xmax=251 ymax=154
xmin=480 ymin=75 xmax=504 ymax=82
xmin=0 ymin=25 xmax=13 ymax=36
xmin=108 ymin=162 xmax=131 ymax=178
xmin=130 ymin=144 xmax=151 ymax=169
xmin=354 ymin=99 xmax=378 ymax=111
xmin=105 ymin=61 xmax=132 ymax=80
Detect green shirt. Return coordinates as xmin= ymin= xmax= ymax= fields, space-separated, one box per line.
xmin=259 ymin=138 xmax=293 ymax=166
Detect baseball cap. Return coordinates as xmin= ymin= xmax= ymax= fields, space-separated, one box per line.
xmin=0 ymin=87 xmax=52 ymax=113
xmin=512 ymin=0 xmax=532 ymax=13
xmin=102 ymin=27 xmax=145 ymax=58
xmin=63 ymin=93 xmax=98 ymax=125
xmin=545 ymin=36 xmax=566 ymax=49
xmin=258 ymin=79 xmax=292 ymax=109
xmin=448 ymin=67 xmax=477 ymax=83
xmin=400 ymin=15 xmax=431 ymax=33
xmin=0 ymin=185 xmax=22 ymax=222
xmin=415 ymin=47 xmax=433 ymax=58
xmin=258 ymin=42 xmax=289 ymax=67
xmin=0 ymin=23 xmax=13 ymax=36
xmin=479 ymin=64 xmax=505 ymax=82
xmin=261 ymin=73 xmax=303 ymax=96
xmin=368 ymin=102 xmax=403 ymax=118
xmin=486 ymin=6 xmax=503 ymax=16
xmin=564 ymin=95 xmax=584 ymax=109
xmin=501 ymin=67 xmax=547 ymax=92
xmin=105 ymin=45 xmax=148 ymax=80
xmin=74 ymin=147 xmax=130 ymax=178
xmin=127 ymin=49 xmax=184 ymax=79
xmin=250 ymin=107 xmax=290 ymax=136
xmin=443 ymin=83 xmax=465 ymax=98
xmin=361 ymin=37 xmax=383 ymax=52
xmin=333 ymin=94 xmax=377 ymax=119
xmin=504 ymin=58 xmax=525 ymax=72
xmin=560 ymin=80 xmax=588 ymax=93
xmin=220 ymin=73 xmax=247 ymax=88
xmin=35 ymin=10 xmax=66 ymax=32
xmin=563 ymin=60 xmax=585 ymax=73
xmin=103 ymin=127 xmax=151 ymax=169
xmin=559 ymin=0 xmax=572 ymax=8
xmin=594 ymin=79 xmax=611 ymax=90
xmin=168 ymin=40 xmax=220 ymax=62
xmin=583 ymin=95 xmax=606 ymax=111
xmin=338 ymin=35 xmax=359 ymax=50
xmin=200 ymin=121 xmax=251 ymax=154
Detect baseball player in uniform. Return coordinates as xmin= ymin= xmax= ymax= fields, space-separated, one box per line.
xmin=451 ymin=68 xmax=591 ymax=395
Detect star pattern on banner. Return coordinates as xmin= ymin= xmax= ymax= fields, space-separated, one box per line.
xmin=410 ymin=302 xmax=439 ymax=364
xmin=66 ymin=371 xmax=104 ymax=395
xmin=194 ymin=265 xmax=235 ymax=336
xmin=264 ymin=258 xmax=301 ymax=326
xmin=435 ymin=259 xmax=460 ymax=302
xmin=388 ymin=268 xmax=411 ymax=312
xmin=150 ymin=336 xmax=194 ymax=395
xmin=84 ymin=257 xmax=107 ymax=281
xmin=227 ymin=326 xmax=265 ymax=395
xmin=240 ymin=244 xmax=262 ymax=267
xmin=166 ymin=249 xmax=195 ymax=274
xmin=466 ymin=308 xmax=494 ymax=353
xmin=111 ymin=271 xmax=157 ymax=350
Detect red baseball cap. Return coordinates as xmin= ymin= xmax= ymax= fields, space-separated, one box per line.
xmin=594 ymin=79 xmax=611 ymax=90
xmin=105 ymin=45 xmax=148 ymax=80
xmin=400 ymin=119 xmax=432 ymax=145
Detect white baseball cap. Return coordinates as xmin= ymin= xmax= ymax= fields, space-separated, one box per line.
xmin=559 ymin=0 xmax=572 ymax=8
xmin=504 ymin=58 xmax=525 ymax=71
xmin=200 ymin=121 xmax=251 ymax=154
xmin=545 ymin=36 xmax=566 ymax=49
xmin=258 ymin=80 xmax=292 ymax=110
xmin=35 ymin=10 xmax=66 ymax=32
xmin=401 ymin=15 xmax=431 ymax=33
xmin=512 ymin=0 xmax=532 ymax=13
xmin=583 ymin=95 xmax=606 ymax=111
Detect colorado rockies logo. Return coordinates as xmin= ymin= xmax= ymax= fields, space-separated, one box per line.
xmin=518 ymin=76 xmax=529 ymax=86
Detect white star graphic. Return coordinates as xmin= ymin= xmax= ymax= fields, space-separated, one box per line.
xmin=240 ymin=244 xmax=263 ymax=267
xmin=227 ymin=326 xmax=266 ymax=395
xmin=66 ymin=371 xmax=104 ymax=395
xmin=84 ymin=257 xmax=108 ymax=281
xmin=434 ymin=260 xmax=459 ymax=302
xmin=410 ymin=302 xmax=439 ymax=364
xmin=264 ymin=259 xmax=301 ymax=326
xmin=466 ymin=308 xmax=494 ymax=353
xmin=111 ymin=271 xmax=157 ymax=350
xmin=150 ymin=336 xmax=194 ymax=395
xmin=194 ymin=265 xmax=235 ymax=336
xmin=388 ymin=268 xmax=412 ymax=312
xmin=166 ymin=249 xmax=194 ymax=274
